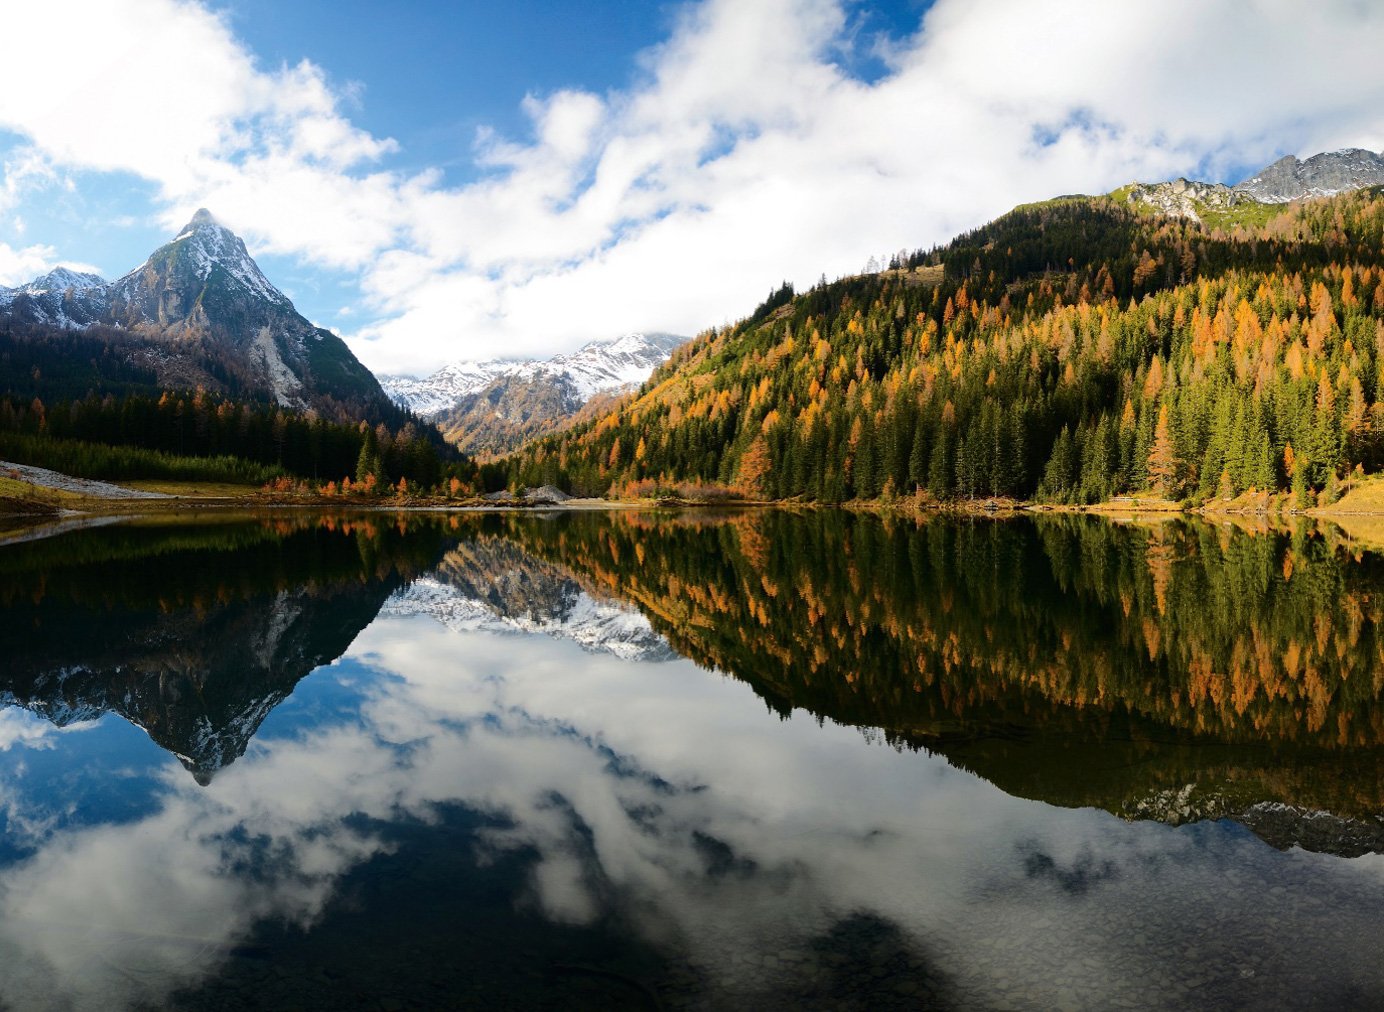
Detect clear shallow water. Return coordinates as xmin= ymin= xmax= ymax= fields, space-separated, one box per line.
xmin=2 ymin=510 xmax=1384 ymax=1010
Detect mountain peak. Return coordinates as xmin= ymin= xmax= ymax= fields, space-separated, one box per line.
xmin=187 ymin=207 xmax=218 ymax=229
xmin=26 ymin=266 xmax=107 ymax=292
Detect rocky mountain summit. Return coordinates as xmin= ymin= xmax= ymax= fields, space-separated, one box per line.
xmin=0 ymin=210 xmax=390 ymax=415
xmin=1123 ymin=177 xmax=1252 ymax=221
xmin=381 ymin=332 xmax=688 ymax=456
xmin=1233 ymin=148 xmax=1384 ymax=202
xmin=1120 ymin=147 xmax=1384 ymax=222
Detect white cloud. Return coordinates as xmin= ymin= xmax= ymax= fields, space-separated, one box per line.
xmin=0 ymin=242 xmax=102 ymax=288
xmin=0 ymin=239 xmax=107 ymax=287
xmin=0 ymin=243 xmax=58 ymax=287
xmin=2 ymin=0 xmax=1384 ymax=374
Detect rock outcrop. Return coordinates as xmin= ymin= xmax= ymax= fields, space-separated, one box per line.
xmin=1123 ymin=178 xmax=1250 ymax=221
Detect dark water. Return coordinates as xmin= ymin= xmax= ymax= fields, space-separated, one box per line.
xmin=3 ymin=509 xmax=1384 ymax=1010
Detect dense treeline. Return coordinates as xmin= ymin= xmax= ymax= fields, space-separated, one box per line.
xmin=0 ymin=390 xmax=477 ymax=489
xmin=0 ymin=432 xmax=283 ymax=484
xmin=0 ymin=320 xmax=461 ymax=464
xmin=508 ymin=189 xmax=1384 ymax=504
xmin=0 ymin=513 xmax=452 ymax=612
xmin=0 ymin=326 xmax=166 ymax=400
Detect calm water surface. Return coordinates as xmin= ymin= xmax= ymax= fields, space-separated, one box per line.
xmin=2 ymin=509 xmax=1384 ymax=1010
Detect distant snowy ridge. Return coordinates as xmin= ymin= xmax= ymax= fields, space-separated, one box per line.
xmin=379 ymin=332 xmax=688 ymax=420
xmin=377 ymin=360 xmax=519 ymax=418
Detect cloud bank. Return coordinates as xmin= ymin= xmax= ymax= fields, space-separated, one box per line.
xmin=2 ymin=0 xmax=1384 ymax=373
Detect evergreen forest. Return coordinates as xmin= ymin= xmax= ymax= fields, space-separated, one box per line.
xmin=0 ymin=389 xmax=472 ymax=490
xmin=507 ymin=188 xmax=1384 ymax=505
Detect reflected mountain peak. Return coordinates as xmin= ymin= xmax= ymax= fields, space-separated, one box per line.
xmin=0 ymin=517 xmax=452 ymax=782
xmin=383 ymin=538 xmax=677 ymax=662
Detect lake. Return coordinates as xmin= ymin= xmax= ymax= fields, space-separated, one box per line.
xmin=2 ymin=508 xmax=1384 ymax=1010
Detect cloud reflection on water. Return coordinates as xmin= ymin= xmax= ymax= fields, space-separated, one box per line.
xmin=0 ymin=611 xmax=1383 ymax=1009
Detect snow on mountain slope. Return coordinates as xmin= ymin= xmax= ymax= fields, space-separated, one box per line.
xmin=17 ymin=267 xmax=107 ymax=294
xmin=379 ymin=332 xmax=688 ymax=419
xmin=0 ymin=267 xmax=111 ymax=328
xmin=108 ymin=207 xmax=292 ymax=312
xmin=524 ymin=331 xmax=689 ymax=402
xmin=1233 ymin=148 xmax=1384 ymax=203
xmin=0 ymin=209 xmax=389 ymax=411
xmin=377 ymin=360 xmax=518 ymax=418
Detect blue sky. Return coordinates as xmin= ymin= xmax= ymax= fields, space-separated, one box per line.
xmin=223 ymin=0 xmax=682 ymax=184
xmin=0 ymin=0 xmax=1381 ymax=375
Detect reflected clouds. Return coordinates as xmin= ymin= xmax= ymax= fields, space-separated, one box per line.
xmin=3 ymin=601 xmax=1384 ymax=1009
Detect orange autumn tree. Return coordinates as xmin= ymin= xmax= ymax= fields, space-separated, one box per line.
xmin=1147 ymin=404 xmax=1178 ymax=497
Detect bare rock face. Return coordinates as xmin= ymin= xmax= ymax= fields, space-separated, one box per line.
xmin=1233 ymin=148 xmax=1384 ymax=203
xmin=1124 ymin=178 xmax=1249 ymax=222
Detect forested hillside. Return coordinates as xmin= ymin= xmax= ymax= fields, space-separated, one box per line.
xmin=507 ymin=188 xmax=1384 ymax=504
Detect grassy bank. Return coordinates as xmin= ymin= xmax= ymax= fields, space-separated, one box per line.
xmin=0 ymin=475 xmax=62 ymax=517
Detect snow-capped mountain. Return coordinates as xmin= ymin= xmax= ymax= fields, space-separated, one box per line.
xmin=107 ymin=207 xmax=295 ymax=316
xmin=0 ymin=266 xmax=111 ymax=329
xmin=380 ymin=332 xmax=688 ymax=456
xmin=13 ymin=266 xmax=107 ymax=293
xmin=1234 ymin=148 xmax=1384 ymax=203
xmin=0 ymin=210 xmax=389 ymax=413
xmin=378 ymin=360 xmax=520 ymax=418
xmin=380 ymin=332 xmax=688 ymax=419
xmin=545 ymin=331 xmax=691 ymax=402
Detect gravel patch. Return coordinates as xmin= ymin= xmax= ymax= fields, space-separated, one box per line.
xmin=0 ymin=460 xmax=172 ymax=499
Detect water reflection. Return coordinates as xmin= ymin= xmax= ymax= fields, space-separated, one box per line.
xmin=1 ymin=511 xmax=1383 ymax=1010
xmin=0 ymin=514 xmax=446 ymax=783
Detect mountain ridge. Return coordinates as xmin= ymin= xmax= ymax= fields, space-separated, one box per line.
xmin=1233 ymin=147 xmax=1384 ymax=203
xmin=1115 ymin=147 xmax=1384 ymax=224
